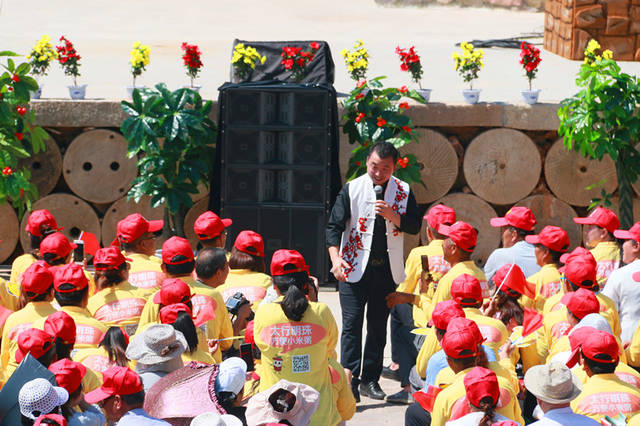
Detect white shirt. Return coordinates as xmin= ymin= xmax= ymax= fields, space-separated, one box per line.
xmin=530 ymin=406 xmax=600 ymax=426
xmin=445 ymin=411 xmax=516 ymax=425
xmin=601 ymin=259 xmax=640 ymax=342
xmin=484 ymin=240 xmax=540 ymax=282
xmin=116 ymin=408 xmax=170 ymax=425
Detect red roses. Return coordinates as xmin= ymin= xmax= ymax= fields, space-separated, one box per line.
xmin=397 ymin=157 xmax=409 ymax=168
xmin=56 ymin=36 xmax=81 ymax=85
xmin=181 ymin=42 xmax=203 ymax=86
xmin=396 ymin=46 xmax=424 ymax=88
xmin=281 ymin=42 xmax=320 ymax=81
xmin=520 ymin=41 xmax=541 ymax=89
xmin=16 ymin=106 xmax=27 ymax=116
xmin=355 ymin=112 xmax=365 ymax=123
xmin=2 ymin=167 xmax=13 ymax=176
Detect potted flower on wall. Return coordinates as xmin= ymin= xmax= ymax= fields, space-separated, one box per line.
xmin=452 ymin=42 xmax=484 ymax=104
xmin=26 ymin=35 xmax=57 ymax=99
xmin=396 ymin=45 xmax=431 ymax=102
xmin=231 ymin=43 xmax=266 ymax=83
xmin=280 ymin=42 xmax=320 ymax=82
xmin=340 ymin=39 xmax=369 ymax=88
xmin=520 ymin=41 xmax=542 ymax=104
xmin=128 ymin=41 xmax=150 ymax=97
xmin=56 ymin=36 xmax=85 ymax=100
xmin=181 ymin=42 xmax=203 ymax=91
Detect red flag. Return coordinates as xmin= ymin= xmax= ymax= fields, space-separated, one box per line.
xmin=413 ymin=385 xmax=442 ymax=412
xmin=79 ymin=231 xmax=101 ymax=257
xmin=522 ymin=307 xmax=543 ymax=337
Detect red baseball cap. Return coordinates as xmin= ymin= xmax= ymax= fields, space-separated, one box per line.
xmin=114 ymin=213 xmax=163 ymax=245
xmin=161 ymin=236 xmax=194 ymax=265
xmin=424 ymin=204 xmax=457 ymax=231
xmin=194 ymin=211 xmax=232 ymax=240
xmin=15 ymin=328 xmax=54 ymax=363
xmin=429 ymin=300 xmax=466 ymax=330
xmin=153 ymin=278 xmax=192 ymax=304
xmin=21 ymin=260 xmax=54 ymax=295
xmin=40 ymin=232 xmax=77 ymax=261
xmin=25 ymin=209 xmax=61 ymax=237
xmin=44 ymin=311 xmax=76 ymax=345
xmin=451 ymin=274 xmax=483 ymax=306
xmin=270 ymin=249 xmax=309 ymax=276
xmin=490 ymin=206 xmax=537 ymax=231
xmin=574 ymin=207 xmax=620 ymax=234
xmin=525 ymin=226 xmax=570 ymax=252
xmin=564 ymin=255 xmax=597 ymax=288
xmin=35 ymin=414 xmax=67 ymax=426
xmin=53 ymin=263 xmax=88 ymax=293
xmin=438 ymin=221 xmax=477 ymax=252
xmin=441 ymin=317 xmax=484 ymax=359
xmin=49 ymin=358 xmax=86 ymax=394
xmin=567 ymin=328 xmax=618 ymax=368
xmin=234 ymin=230 xmax=265 ymax=257
xmin=567 ymin=288 xmax=600 ymax=320
xmin=614 ymin=222 xmax=640 ymax=242
xmin=159 ymin=303 xmax=193 ymax=324
xmin=84 ymin=366 xmax=144 ymax=404
xmin=93 ymin=246 xmax=131 ymax=271
xmin=559 ymin=246 xmax=592 ymax=265
xmin=463 ymin=366 xmax=500 ymax=407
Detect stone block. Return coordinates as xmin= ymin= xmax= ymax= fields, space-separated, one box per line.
xmin=546 ymin=12 xmax=555 ymax=30
xmin=600 ymin=35 xmax=635 ymax=59
xmin=573 ymin=29 xmax=592 ymax=58
xmin=502 ymin=104 xmax=561 ymax=130
xmin=606 ymin=15 xmax=630 ymax=34
xmin=633 ymin=0 xmax=640 ymax=6
xmin=562 ymin=0 xmax=573 ymax=7
xmin=604 ymin=0 xmax=630 ymax=16
xmin=559 ymin=21 xmax=573 ymax=38
xmin=551 ymin=1 xmax=561 ymax=16
xmin=544 ymin=32 xmax=552 ymax=50
xmin=576 ymin=5 xmax=606 ymax=28
xmin=562 ymin=37 xmax=574 ymax=56
xmin=560 ymin=5 xmax=573 ymax=21
xmin=630 ymin=6 xmax=640 ymax=32
xmin=575 ymin=0 xmax=595 ymax=6
xmin=635 ymin=45 xmax=640 ymax=60
xmin=551 ymin=33 xmax=559 ymax=52
xmin=404 ymin=104 xmax=504 ymax=128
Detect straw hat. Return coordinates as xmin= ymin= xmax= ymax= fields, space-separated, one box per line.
xmin=125 ymin=324 xmax=187 ymax=365
xmin=524 ymin=362 xmax=582 ymax=404
xmin=246 ymin=379 xmax=320 ymax=426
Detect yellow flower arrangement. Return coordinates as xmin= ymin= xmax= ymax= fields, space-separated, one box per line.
xmin=231 ymin=43 xmax=266 ymax=82
xmin=26 ymin=35 xmax=58 ymax=76
xmin=340 ymin=39 xmax=369 ymax=82
xmin=452 ymin=42 xmax=484 ymax=89
xmin=130 ymin=41 xmax=151 ymax=85
xmin=584 ymin=39 xmax=613 ymax=66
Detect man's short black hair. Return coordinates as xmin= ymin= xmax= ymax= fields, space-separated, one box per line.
xmin=195 ymin=247 xmax=227 ymax=279
xmin=370 ymin=142 xmax=399 ymax=163
xmin=54 ymin=285 xmax=88 ymax=307
xmin=121 ymin=390 xmax=146 ymax=406
xmin=507 ymin=225 xmax=534 ymax=239
xmin=164 ymin=255 xmax=195 ymax=276
xmin=583 ymin=352 xmax=617 ymax=374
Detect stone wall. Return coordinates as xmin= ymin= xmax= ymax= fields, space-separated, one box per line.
xmin=375 ymin=0 xmax=545 ymax=12
xmin=544 ymin=0 xmax=640 ymax=60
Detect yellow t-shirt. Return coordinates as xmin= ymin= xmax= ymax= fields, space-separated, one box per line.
xmin=571 ymin=373 xmax=640 ymax=421
xmin=431 ymin=261 xmax=488 ymax=310
xmin=254 ymin=299 xmax=341 ymax=426
xmin=136 ymin=276 xmax=233 ymax=363
xmin=216 ymin=268 xmax=272 ymax=306
xmin=125 ymin=252 xmax=164 ymax=296
xmin=72 ymin=346 xmax=135 ymax=373
xmin=548 ymin=333 xmax=628 ymax=366
xmin=33 ymin=306 xmax=108 ymax=350
xmin=4 ymin=254 xmax=38 ymax=311
xmin=416 ymin=327 xmax=440 ymax=379
xmin=328 ymin=357 xmax=356 ymax=421
xmin=434 ymin=360 xmax=520 ymax=396
xmin=463 ymin=308 xmax=508 ymax=356
xmin=627 ymin=325 xmax=640 ymax=367
xmin=87 ymin=281 xmax=146 ymax=333
xmin=431 ymin=367 xmax=524 ymax=426
xmin=527 ymin=263 xmax=562 ymax=312
xmin=397 ymin=240 xmax=451 ymax=328
xmin=591 ymin=241 xmax=621 ymax=289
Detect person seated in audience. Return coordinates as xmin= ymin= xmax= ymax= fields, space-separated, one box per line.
xmin=19 ymin=378 xmax=69 ymax=426
xmin=158 ymin=302 xmax=215 ymax=364
xmin=73 ymin=326 xmax=132 ymax=372
xmin=34 ymin=414 xmax=68 ymax=426
xmin=193 ymin=211 xmax=232 ymax=250
xmin=214 ymin=357 xmax=249 ymax=424
xmin=39 ymin=233 xmax=96 ymax=296
xmin=245 ymin=379 xmax=321 ymax=426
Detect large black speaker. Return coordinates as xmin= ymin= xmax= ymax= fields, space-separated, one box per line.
xmin=211 ymin=82 xmax=341 ymax=282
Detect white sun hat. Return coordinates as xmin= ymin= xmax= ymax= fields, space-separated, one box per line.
xmin=18 ymin=378 xmax=69 ymax=420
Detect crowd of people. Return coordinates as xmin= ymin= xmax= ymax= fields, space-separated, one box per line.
xmin=2 ymin=140 xmax=640 ymax=426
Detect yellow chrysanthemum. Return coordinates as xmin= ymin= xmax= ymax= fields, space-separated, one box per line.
xmin=602 ymin=49 xmax=613 ymax=60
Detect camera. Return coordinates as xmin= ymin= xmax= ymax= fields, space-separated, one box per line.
xmin=226 ymin=292 xmax=252 ymax=318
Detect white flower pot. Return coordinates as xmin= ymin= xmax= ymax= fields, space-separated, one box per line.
xmin=30 ymin=84 xmax=43 ymax=99
xmin=126 ymin=85 xmax=147 ymax=98
xmin=68 ymin=84 xmax=87 ymax=100
xmin=182 ymin=85 xmax=201 ymax=93
xmin=416 ymin=89 xmax=432 ymax=103
xmin=521 ymin=89 xmax=541 ymax=105
xmin=462 ymin=89 xmax=481 ymax=104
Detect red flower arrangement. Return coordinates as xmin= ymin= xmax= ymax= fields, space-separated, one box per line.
xmin=396 ymin=46 xmax=424 ymax=89
xmin=281 ymin=42 xmax=320 ymax=82
xmin=2 ymin=167 xmax=13 ymax=176
xmin=397 ymin=157 xmax=409 ymax=168
xmin=56 ymin=36 xmax=81 ymax=86
xmin=520 ymin=42 xmax=541 ymax=90
xmin=181 ymin=42 xmax=203 ymax=88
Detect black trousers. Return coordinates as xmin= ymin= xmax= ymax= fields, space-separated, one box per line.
xmin=339 ymin=261 xmax=396 ymax=384
xmin=390 ymin=303 xmax=419 ymax=387
xmin=405 ymin=402 xmax=431 ymax=426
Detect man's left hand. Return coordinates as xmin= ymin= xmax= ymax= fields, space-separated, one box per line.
xmin=375 ymin=200 xmax=396 ymax=221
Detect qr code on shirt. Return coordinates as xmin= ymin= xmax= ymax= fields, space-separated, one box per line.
xmin=292 ymin=354 xmax=310 ymax=373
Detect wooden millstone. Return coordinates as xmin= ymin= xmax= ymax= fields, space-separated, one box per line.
xmin=422 ymin=193 xmax=500 ymax=267
xmin=516 ymin=194 xmax=581 ymax=250
xmin=20 ymin=193 xmax=101 ymax=251
xmin=63 ymin=130 xmax=138 ymax=204
xmin=184 ymin=198 xmax=209 ymax=248
xmin=544 ymin=138 xmax=617 ymax=207
xmin=0 ymin=203 xmax=19 ymax=263
xmin=17 ymin=133 xmax=62 ymax=197
xmin=463 ymin=129 xmax=541 ymax=205
xmin=399 ymin=129 xmax=458 ymax=204
xmin=102 ymin=195 xmax=164 ymax=247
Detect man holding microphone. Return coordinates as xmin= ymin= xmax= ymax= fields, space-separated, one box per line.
xmin=326 ymin=142 xmax=421 ymax=401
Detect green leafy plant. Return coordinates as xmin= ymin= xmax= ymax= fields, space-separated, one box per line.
xmin=0 ymin=51 xmax=49 ymax=216
xmin=120 ymin=83 xmax=216 ymax=237
xmin=558 ymin=42 xmax=640 ymax=228
xmin=342 ymin=76 xmax=426 ymax=186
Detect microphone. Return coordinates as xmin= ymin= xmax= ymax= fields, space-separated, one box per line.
xmin=374 ymin=185 xmax=384 ymax=200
